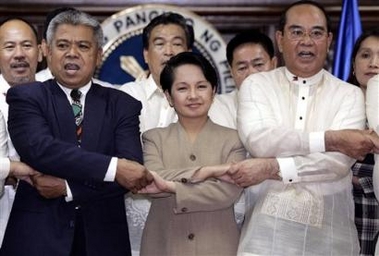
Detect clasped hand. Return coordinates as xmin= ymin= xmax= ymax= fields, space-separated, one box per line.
xmin=30 ymin=172 xmax=66 ymax=199
xmin=9 ymin=162 xmax=64 ymax=199
xmin=137 ymin=171 xmax=176 ymax=195
xmin=190 ymin=159 xmax=280 ymax=187
xmin=115 ymin=158 xmax=154 ymax=194
xmin=326 ymin=129 xmax=379 ymax=161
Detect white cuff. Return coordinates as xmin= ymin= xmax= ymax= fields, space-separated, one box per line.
xmin=64 ymin=180 xmax=73 ymax=202
xmin=0 ymin=157 xmax=10 ymax=180
xmin=309 ymin=131 xmax=325 ymax=153
xmin=104 ymin=157 xmax=117 ymax=182
xmin=277 ymin=157 xmax=299 ymax=184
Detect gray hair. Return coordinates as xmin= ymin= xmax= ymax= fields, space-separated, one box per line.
xmin=46 ymin=9 xmax=103 ymax=48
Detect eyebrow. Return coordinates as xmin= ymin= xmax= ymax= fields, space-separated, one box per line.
xmin=55 ymin=39 xmax=92 ymax=44
xmin=287 ymin=25 xmax=326 ymax=31
xmin=235 ymin=57 xmax=265 ymax=65
xmin=252 ymin=57 xmax=266 ymax=63
xmin=3 ymin=39 xmax=34 ymax=44
xmin=153 ymin=36 xmax=185 ymax=42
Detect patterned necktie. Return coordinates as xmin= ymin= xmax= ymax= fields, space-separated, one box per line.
xmin=70 ymin=89 xmax=83 ymax=143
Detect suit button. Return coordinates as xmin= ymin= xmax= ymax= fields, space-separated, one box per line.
xmin=188 ymin=233 xmax=195 ymax=240
xmin=181 ymin=207 xmax=188 ymax=213
xmin=189 ymin=154 xmax=196 ymax=161
xmin=181 ymin=178 xmax=188 ymax=183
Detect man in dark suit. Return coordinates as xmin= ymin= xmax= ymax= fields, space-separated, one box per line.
xmin=0 ymin=9 xmax=152 ymax=256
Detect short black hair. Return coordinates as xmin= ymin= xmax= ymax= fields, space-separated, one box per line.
xmin=0 ymin=17 xmax=39 ymax=42
xmin=160 ymin=52 xmax=218 ymax=94
xmin=226 ymin=29 xmax=275 ymax=65
xmin=278 ymin=0 xmax=331 ymax=33
xmin=142 ymin=12 xmax=194 ymax=50
xmin=347 ymin=28 xmax=379 ymax=86
xmin=43 ymin=7 xmax=76 ymax=40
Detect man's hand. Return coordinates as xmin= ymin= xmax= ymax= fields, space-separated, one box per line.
xmin=31 ymin=173 xmax=66 ymax=199
xmin=229 ymin=158 xmax=280 ymax=187
xmin=115 ymin=159 xmax=153 ymax=193
xmin=9 ymin=161 xmax=38 ymax=185
xmin=325 ymin=129 xmax=379 ymax=160
xmin=367 ymin=129 xmax=379 ymax=153
xmin=352 ymin=175 xmax=362 ymax=188
xmin=138 ymin=171 xmax=175 ymax=194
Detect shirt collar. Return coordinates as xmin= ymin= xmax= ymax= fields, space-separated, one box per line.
xmin=0 ymin=75 xmax=10 ymax=95
xmin=284 ymin=68 xmax=324 ymax=86
xmin=57 ymin=80 xmax=92 ymax=100
xmin=145 ymin=75 xmax=164 ymax=100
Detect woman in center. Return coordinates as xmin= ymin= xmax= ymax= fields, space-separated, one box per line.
xmin=139 ymin=52 xmax=246 ymax=256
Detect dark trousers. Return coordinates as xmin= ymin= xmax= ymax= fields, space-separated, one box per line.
xmin=70 ymin=208 xmax=87 ymax=256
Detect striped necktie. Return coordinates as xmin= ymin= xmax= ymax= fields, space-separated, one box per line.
xmin=70 ymin=89 xmax=83 ymax=143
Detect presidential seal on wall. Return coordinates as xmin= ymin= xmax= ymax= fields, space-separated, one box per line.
xmin=95 ymin=4 xmax=235 ymax=93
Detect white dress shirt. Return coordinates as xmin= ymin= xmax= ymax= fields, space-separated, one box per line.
xmin=0 ymin=111 xmax=10 ymax=248
xmin=237 ymin=67 xmax=364 ymax=255
xmin=0 ymin=112 xmax=9 ymax=195
xmin=119 ymin=75 xmax=177 ymax=133
xmin=209 ymin=90 xmax=238 ymax=129
xmin=0 ymin=75 xmax=16 ymax=248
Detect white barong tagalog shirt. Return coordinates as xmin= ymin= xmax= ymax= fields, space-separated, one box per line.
xmin=237 ymin=67 xmax=364 ymax=256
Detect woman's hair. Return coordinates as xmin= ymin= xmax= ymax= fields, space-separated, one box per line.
xmin=160 ymin=52 xmax=218 ymax=94
xmin=347 ymin=28 xmax=379 ymax=86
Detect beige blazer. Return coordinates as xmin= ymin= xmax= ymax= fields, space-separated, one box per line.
xmin=141 ymin=119 xmax=246 ymax=256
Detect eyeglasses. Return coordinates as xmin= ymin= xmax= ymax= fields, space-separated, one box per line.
xmin=286 ymin=27 xmax=327 ymax=41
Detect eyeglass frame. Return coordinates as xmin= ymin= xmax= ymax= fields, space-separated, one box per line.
xmin=283 ymin=25 xmax=329 ymax=41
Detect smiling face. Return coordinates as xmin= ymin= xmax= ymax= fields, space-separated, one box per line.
xmin=165 ymin=64 xmax=215 ymax=122
xmin=353 ymin=36 xmax=379 ymax=90
xmin=0 ymin=19 xmax=42 ymax=86
xmin=231 ymin=43 xmax=277 ymax=88
xmin=143 ymin=24 xmax=189 ymax=87
xmin=47 ymin=24 xmax=102 ymax=89
xmin=276 ymin=4 xmax=332 ymax=77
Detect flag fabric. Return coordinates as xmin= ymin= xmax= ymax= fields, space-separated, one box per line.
xmin=332 ymin=0 xmax=362 ymax=81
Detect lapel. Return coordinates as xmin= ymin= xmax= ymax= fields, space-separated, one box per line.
xmin=81 ymin=83 xmax=106 ymax=150
xmin=49 ymin=80 xmax=77 ymax=144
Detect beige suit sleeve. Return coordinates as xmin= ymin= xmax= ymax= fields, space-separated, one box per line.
xmin=142 ymin=128 xmax=245 ymax=213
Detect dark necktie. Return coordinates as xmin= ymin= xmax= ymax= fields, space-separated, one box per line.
xmin=70 ymin=89 xmax=83 ymax=143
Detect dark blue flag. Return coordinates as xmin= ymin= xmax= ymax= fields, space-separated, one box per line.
xmin=332 ymin=0 xmax=362 ymax=81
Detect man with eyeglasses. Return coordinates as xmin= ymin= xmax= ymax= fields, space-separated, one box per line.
xmin=232 ymin=1 xmax=378 ymax=255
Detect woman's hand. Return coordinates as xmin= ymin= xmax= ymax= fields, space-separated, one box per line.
xmin=138 ymin=171 xmax=176 ymax=194
xmin=190 ymin=163 xmax=233 ymax=183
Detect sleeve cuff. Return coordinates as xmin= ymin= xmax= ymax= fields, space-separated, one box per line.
xmin=309 ymin=131 xmax=325 ymax=153
xmin=0 ymin=157 xmax=10 ymax=180
xmin=277 ymin=157 xmax=299 ymax=184
xmin=64 ymin=180 xmax=73 ymax=202
xmin=104 ymin=157 xmax=117 ymax=182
